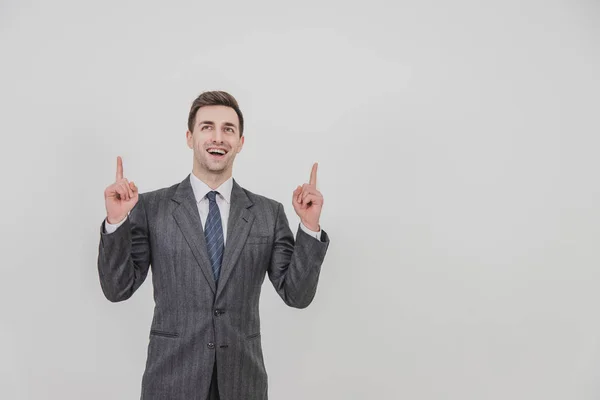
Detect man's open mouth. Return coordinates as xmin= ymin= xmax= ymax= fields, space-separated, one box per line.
xmin=207 ymin=148 xmax=228 ymax=158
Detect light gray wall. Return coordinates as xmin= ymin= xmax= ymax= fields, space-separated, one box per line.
xmin=1 ymin=0 xmax=599 ymax=398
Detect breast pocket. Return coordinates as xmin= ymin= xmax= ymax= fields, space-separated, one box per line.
xmin=240 ymin=235 xmax=273 ymax=280
xmin=245 ymin=235 xmax=271 ymax=245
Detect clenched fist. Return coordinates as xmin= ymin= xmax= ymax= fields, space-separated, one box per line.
xmin=104 ymin=156 xmax=138 ymax=224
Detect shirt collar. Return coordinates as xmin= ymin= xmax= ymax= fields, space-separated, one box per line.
xmin=189 ymin=172 xmax=233 ymax=204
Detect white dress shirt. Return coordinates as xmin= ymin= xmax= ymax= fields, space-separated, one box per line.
xmin=104 ymin=173 xmax=322 ymax=241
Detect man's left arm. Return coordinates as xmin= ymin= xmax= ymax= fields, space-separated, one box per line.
xmin=267 ymin=162 xmax=330 ymax=309
xmin=267 ymin=202 xmax=330 ymax=309
xmin=299 ymin=221 xmax=322 ymax=241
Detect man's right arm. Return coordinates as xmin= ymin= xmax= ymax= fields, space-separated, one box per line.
xmin=97 ymin=195 xmax=151 ymax=302
xmin=104 ymin=214 xmax=128 ymax=234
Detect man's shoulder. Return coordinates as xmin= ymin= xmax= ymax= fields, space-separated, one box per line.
xmin=136 ymin=178 xmax=284 ymax=212
xmin=238 ymin=185 xmax=282 ymax=211
xmin=138 ymin=182 xmax=180 ymax=204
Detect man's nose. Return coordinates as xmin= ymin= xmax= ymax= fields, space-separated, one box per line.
xmin=211 ymin=129 xmax=224 ymax=142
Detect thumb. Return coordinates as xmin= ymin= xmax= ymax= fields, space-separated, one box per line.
xmin=292 ymin=185 xmax=302 ymax=204
xmin=129 ymin=181 xmax=139 ymax=197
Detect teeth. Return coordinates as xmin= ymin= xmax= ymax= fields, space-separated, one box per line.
xmin=208 ymin=149 xmax=226 ymax=155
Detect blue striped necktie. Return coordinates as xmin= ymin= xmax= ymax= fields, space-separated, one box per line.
xmin=204 ymin=191 xmax=224 ymax=281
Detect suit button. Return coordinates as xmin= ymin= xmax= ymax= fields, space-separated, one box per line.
xmin=207 ymin=342 xmax=215 ymax=349
xmin=214 ymin=310 xmax=222 ymax=316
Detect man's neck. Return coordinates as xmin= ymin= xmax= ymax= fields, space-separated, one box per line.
xmin=192 ymin=167 xmax=232 ymax=190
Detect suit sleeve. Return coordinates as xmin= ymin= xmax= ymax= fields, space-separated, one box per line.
xmin=97 ymin=194 xmax=151 ymax=302
xmin=267 ymin=202 xmax=330 ymax=309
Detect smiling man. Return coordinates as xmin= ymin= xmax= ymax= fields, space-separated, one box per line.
xmin=97 ymin=91 xmax=330 ymax=400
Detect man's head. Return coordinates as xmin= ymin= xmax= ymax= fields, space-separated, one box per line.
xmin=186 ymin=91 xmax=245 ymax=181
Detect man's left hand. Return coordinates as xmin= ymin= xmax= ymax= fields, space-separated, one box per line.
xmin=292 ymin=162 xmax=323 ymax=232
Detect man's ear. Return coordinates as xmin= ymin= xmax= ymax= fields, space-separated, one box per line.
xmin=186 ymin=130 xmax=193 ymax=149
xmin=237 ymin=135 xmax=245 ymax=153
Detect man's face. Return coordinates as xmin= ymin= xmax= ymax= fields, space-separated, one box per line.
xmin=186 ymin=105 xmax=244 ymax=175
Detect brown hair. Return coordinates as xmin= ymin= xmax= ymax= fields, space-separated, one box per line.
xmin=187 ymin=91 xmax=244 ymax=136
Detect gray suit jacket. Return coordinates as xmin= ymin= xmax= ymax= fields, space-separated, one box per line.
xmin=97 ymin=175 xmax=330 ymax=400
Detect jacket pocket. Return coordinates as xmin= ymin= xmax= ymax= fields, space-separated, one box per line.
xmin=246 ymin=235 xmax=271 ymax=244
xmin=246 ymin=332 xmax=261 ymax=340
xmin=150 ymin=329 xmax=179 ymax=338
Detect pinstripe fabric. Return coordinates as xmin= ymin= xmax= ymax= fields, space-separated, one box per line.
xmin=97 ymin=175 xmax=330 ymax=400
xmin=204 ymin=191 xmax=224 ymax=281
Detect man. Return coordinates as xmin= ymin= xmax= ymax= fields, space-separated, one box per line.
xmin=97 ymin=91 xmax=330 ymax=400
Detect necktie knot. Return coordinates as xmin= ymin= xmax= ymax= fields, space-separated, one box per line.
xmin=206 ymin=191 xmax=219 ymax=203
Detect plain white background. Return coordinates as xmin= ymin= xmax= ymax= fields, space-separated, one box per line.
xmin=1 ymin=0 xmax=599 ymax=398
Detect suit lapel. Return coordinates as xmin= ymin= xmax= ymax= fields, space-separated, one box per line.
xmin=171 ymin=175 xmax=255 ymax=297
xmin=171 ymin=175 xmax=217 ymax=294
xmin=217 ymin=178 xmax=255 ymax=298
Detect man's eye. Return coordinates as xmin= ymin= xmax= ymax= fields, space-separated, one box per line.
xmin=226 ymin=128 xmax=234 ymax=133
xmin=201 ymin=125 xmax=212 ymax=130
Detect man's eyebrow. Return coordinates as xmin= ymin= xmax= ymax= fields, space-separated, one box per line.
xmin=198 ymin=121 xmax=237 ymax=129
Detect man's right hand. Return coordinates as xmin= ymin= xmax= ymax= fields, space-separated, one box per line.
xmin=104 ymin=156 xmax=138 ymax=224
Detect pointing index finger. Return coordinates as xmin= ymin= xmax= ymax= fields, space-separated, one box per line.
xmin=309 ymin=162 xmax=318 ymax=186
xmin=116 ymin=156 xmax=123 ymax=181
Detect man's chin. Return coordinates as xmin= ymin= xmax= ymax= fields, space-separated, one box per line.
xmin=206 ymin=163 xmax=229 ymax=172
xmin=196 ymin=158 xmax=231 ymax=174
